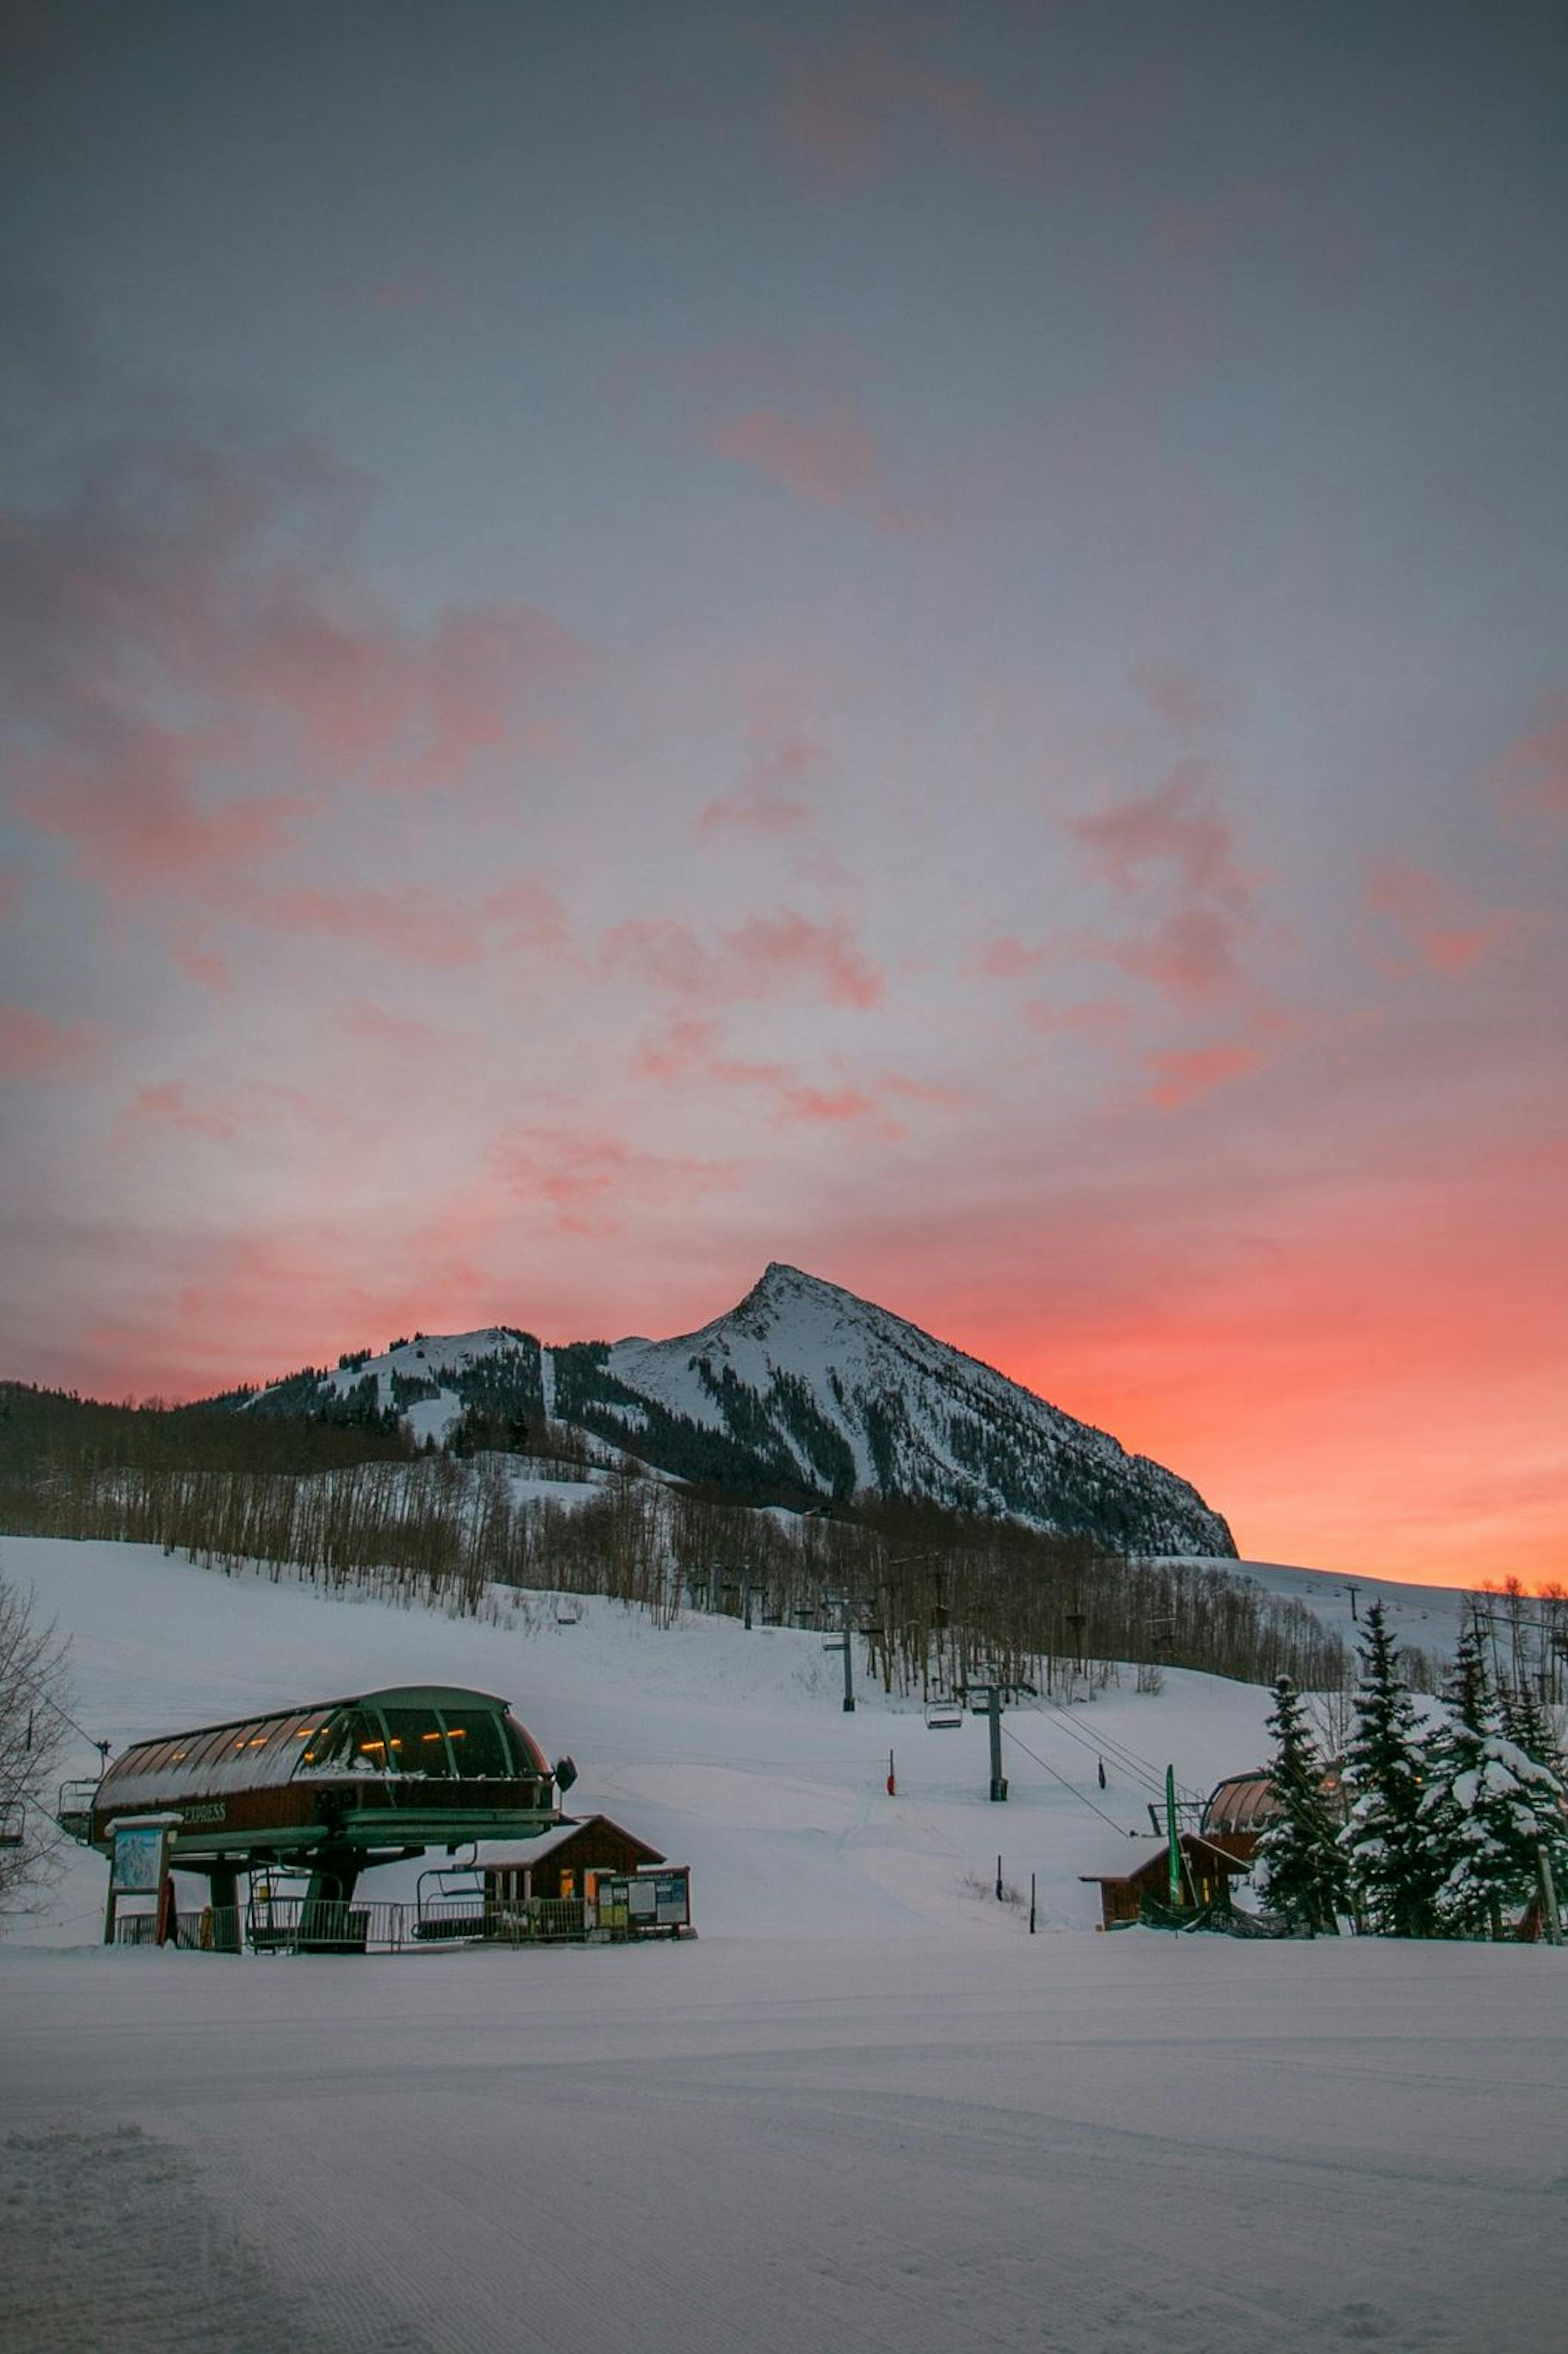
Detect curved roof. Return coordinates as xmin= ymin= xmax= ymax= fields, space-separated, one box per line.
xmin=96 ymin=1685 xmax=546 ymax=1816
xmin=1202 ymin=1764 xmax=1346 ymax=1835
xmin=1202 ymin=1771 xmax=1278 ymax=1834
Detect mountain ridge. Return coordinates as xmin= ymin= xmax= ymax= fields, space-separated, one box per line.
xmin=238 ymin=1263 xmax=1236 ymax=1558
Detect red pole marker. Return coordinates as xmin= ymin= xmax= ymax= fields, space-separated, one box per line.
xmin=886 ymin=1748 xmax=896 ymax=1797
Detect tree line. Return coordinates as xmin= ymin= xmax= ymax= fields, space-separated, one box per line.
xmin=0 ymin=1386 xmax=1356 ymax=1697
xmin=1257 ymin=1600 xmax=1567 ymax=1940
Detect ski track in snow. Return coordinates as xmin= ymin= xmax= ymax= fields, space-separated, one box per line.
xmin=3 ymin=1534 xmax=1564 ymax=2352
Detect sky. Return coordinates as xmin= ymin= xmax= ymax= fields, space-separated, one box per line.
xmin=2 ymin=0 xmax=1565 ymax=1590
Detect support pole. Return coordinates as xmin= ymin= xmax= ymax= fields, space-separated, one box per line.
xmin=1029 ymin=1872 xmax=1036 ymax=1935
xmin=988 ymin=1686 xmax=1007 ymax=1801
xmin=840 ymin=1593 xmax=855 ymax=1713
xmin=1165 ymin=1765 xmax=1182 ymax=1907
xmin=1539 ymin=1844 xmax=1563 ymax=1946
xmin=209 ymin=1864 xmax=241 ymax=1954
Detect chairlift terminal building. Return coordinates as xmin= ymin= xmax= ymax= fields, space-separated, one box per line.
xmin=82 ymin=1684 xmax=566 ymax=1926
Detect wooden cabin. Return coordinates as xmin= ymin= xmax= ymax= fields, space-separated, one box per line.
xmin=1081 ymin=1832 xmax=1254 ymax=1931
xmin=481 ymin=1815 xmax=664 ymax=1906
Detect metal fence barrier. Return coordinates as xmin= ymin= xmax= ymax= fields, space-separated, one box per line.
xmin=114 ymin=1893 xmax=621 ymax=1954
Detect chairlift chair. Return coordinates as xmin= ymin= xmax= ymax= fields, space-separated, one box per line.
xmin=924 ymin=1697 xmax=963 ymax=1731
xmin=555 ymin=1596 xmax=584 ymax=1626
xmin=0 ymin=1799 xmax=22 ymax=1847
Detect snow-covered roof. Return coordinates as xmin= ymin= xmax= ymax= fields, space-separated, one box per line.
xmin=476 ymin=1815 xmax=664 ymax=1870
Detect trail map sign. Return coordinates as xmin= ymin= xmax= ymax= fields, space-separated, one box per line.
xmin=103 ymin=1813 xmax=181 ymax=1946
xmin=111 ymin=1823 xmax=167 ymax=1893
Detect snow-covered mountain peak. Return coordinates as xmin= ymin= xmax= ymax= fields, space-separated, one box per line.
xmin=597 ymin=1267 xmax=1234 ymax=1554
xmin=240 ymin=1265 xmax=1234 ymax=1556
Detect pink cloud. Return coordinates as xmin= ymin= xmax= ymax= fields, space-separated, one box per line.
xmin=773 ymin=1083 xmax=892 ymax=1132
xmin=119 ymin=1080 xmax=238 ymax=1142
xmin=1020 ymin=998 xmax=1132 ymax=1040
xmin=630 ymin=1016 xmax=723 ymax=1084
xmin=1488 ymin=696 xmax=1568 ymax=822
xmin=237 ymin=597 xmax=588 ymax=794
xmin=1104 ymin=903 xmax=1250 ymax=1004
xmin=1143 ymin=1041 xmax=1267 ymax=1110
xmin=708 ymin=406 xmax=891 ymax=518
xmin=1364 ymin=862 xmax=1515 ymax=975
xmin=699 ymin=735 xmax=822 ymax=835
xmin=492 ymin=1125 xmax=742 ymax=1237
xmin=726 ymin=912 xmax=882 ymax=1008
xmin=774 ymin=36 xmax=1039 ymax=184
xmin=628 ymin=1013 xmax=958 ymax=1140
xmin=1070 ymin=759 xmax=1246 ymax=900
xmin=212 ymin=872 xmax=567 ymax=969
xmin=604 ymin=909 xmax=882 ymax=1011
xmin=0 ymin=1001 xmax=102 ymax=1080
xmin=1129 ymin=664 xmax=1221 ymax=736
xmin=1 ymin=416 xmax=592 ymax=919
xmin=338 ymin=1000 xmax=477 ymax=1054
xmin=13 ymin=723 xmax=308 ymax=897
xmin=167 ymin=935 xmax=233 ymax=991
xmin=1069 ymin=761 xmax=1261 ymax=1008
xmin=973 ymin=935 xmax=1048 ymax=980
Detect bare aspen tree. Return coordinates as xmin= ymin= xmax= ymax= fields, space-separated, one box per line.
xmin=0 ymin=1568 xmax=71 ymax=1929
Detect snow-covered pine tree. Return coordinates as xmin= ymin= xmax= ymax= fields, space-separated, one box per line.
xmin=1423 ymin=1617 xmax=1568 ymax=1938
xmin=1497 ymin=1674 xmax=1565 ymax=1775
xmin=1341 ymin=1601 xmax=1441 ymax=1938
xmin=1255 ymin=1675 xmax=1347 ymax=1933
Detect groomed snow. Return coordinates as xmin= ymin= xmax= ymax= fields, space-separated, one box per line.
xmin=4 ymin=1536 xmax=1564 ymax=2351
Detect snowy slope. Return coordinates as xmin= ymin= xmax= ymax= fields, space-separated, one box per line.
xmin=1191 ymin=1554 xmax=1473 ymax=1654
xmin=242 ymin=1263 xmax=1234 ymax=1554
xmin=11 ymin=1534 xmax=1265 ymax=1946
xmin=4 ymin=1534 xmax=1566 ymax=2354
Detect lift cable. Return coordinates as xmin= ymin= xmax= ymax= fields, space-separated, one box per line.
xmin=1018 ymin=1687 xmax=1168 ymax=1781
xmin=2 ymin=1657 xmax=110 ymax=1762
xmin=1017 ymin=1689 xmax=1203 ymax=1804
xmin=1022 ymin=1683 xmax=1211 ymax=1806
xmin=997 ymin=1722 xmax=1145 ymax=1837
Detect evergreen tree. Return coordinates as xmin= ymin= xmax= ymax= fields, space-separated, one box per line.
xmin=1341 ymin=1601 xmax=1441 ymax=1938
xmin=1497 ymin=1675 xmax=1564 ymax=1773
xmin=1255 ymin=1675 xmax=1347 ymax=1933
xmin=1423 ymin=1619 xmax=1568 ymax=1937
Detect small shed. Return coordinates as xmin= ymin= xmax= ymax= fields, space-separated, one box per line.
xmin=1081 ymin=1832 xmax=1254 ymax=1931
xmin=479 ymin=1814 xmax=664 ymax=1906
